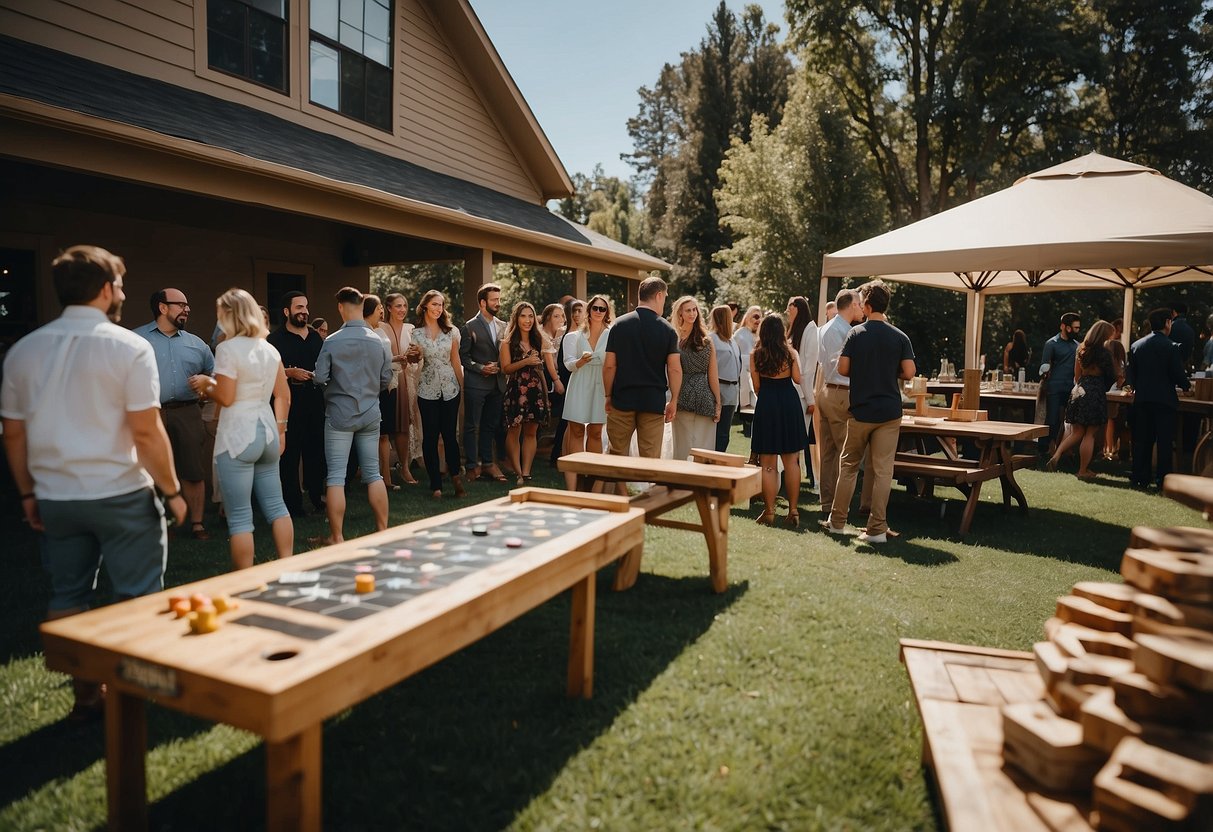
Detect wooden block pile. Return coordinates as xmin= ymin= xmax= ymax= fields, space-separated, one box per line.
xmin=1002 ymin=527 xmax=1213 ymax=830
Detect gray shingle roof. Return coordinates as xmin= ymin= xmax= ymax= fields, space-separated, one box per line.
xmin=0 ymin=34 xmax=589 ymax=245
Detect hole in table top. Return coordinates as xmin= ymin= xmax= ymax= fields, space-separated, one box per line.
xmin=262 ymin=650 xmax=299 ymax=662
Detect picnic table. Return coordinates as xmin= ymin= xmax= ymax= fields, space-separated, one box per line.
xmin=39 ymin=488 xmax=645 ymax=831
xmin=898 ymin=639 xmax=1094 ymax=831
xmin=557 ymin=449 xmax=761 ymax=594
xmin=896 ymin=416 xmax=1048 ymax=536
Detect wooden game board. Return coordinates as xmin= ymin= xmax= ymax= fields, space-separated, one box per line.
xmin=40 ymin=488 xmax=645 ymax=832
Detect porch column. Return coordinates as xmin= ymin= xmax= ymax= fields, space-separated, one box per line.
xmin=573 ymin=268 xmax=588 ymax=300
xmin=627 ymin=278 xmax=639 ymax=312
xmin=463 ymin=248 xmax=493 ymax=319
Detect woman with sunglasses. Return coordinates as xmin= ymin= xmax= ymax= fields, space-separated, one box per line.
xmin=734 ymin=305 xmax=762 ymax=433
xmin=670 ymin=296 xmax=721 ymax=460
xmin=500 ymin=302 xmax=551 ymax=485
xmin=553 ymin=299 xmax=585 ymax=472
xmin=562 ymin=295 xmax=611 ymax=488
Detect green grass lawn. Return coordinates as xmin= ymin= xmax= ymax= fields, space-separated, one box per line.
xmin=0 ymin=430 xmax=1197 ymax=831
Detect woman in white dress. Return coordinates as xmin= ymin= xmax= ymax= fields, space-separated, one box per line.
xmin=562 ymin=295 xmax=610 ymax=489
xmin=203 ymin=288 xmax=293 ymax=570
xmin=379 ymin=293 xmax=421 ymax=485
xmin=709 ymin=304 xmax=742 ymax=453
xmin=787 ymin=295 xmax=819 ymax=487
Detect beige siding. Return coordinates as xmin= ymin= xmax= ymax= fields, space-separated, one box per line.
xmin=396 ymin=0 xmax=539 ymax=200
xmin=2 ymin=0 xmax=543 ymax=204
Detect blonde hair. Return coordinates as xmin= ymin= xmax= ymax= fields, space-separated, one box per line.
xmin=670 ymin=295 xmax=707 ymax=351
xmin=217 ymin=288 xmax=267 ymax=339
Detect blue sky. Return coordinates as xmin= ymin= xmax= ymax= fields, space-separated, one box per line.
xmin=473 ymin=0 xmax=786 ymax=183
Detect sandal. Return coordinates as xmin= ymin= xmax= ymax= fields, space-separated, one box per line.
xmin=785 ymin=510 xmax=800 ymax=528
xmin=756 ymin=509 xmax=776 ymax=526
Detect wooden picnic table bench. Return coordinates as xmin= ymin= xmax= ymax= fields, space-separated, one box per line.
xmin=557 ymin=449 xmax=760 ymax=593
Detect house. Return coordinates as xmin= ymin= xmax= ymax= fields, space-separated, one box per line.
xmin=0 ymin=0 xmax=667 ymax=344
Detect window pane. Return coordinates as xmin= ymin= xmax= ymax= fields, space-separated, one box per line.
xmin=339 ymin=0 xmax=363 ymax=29
xmin=339 ymin=22 xmax=363 ymax=52
xmin=248 ymin=0 xmax=286 ymax=18
xmin=249 ymin=13 xmax=286 ymax=90
xmin=365 ymin=61 xmax=392 ymax=130
xmin=208 ymin=0 xmax=245 ymax=41
xmin=309 ymin=39 xmax=339 ymax=109
xmin=365 ymin=0 xmax=389 ymax=42
xmin=208 ymin=32 xmax=245 ymax=76
xmin=310 ymin=0 xmax=338 ymax=40
xmin=339 ymin=51 xmax=366 ymax=121
xmin=364 ymin=35 xmax=388 ymax=67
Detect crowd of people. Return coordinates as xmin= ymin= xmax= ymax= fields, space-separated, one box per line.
xmin=16 ymin=243 xmax=1207 ymax=720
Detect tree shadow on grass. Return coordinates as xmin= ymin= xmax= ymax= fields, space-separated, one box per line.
xmin=147 ymin=572 xmax=748 ymax=831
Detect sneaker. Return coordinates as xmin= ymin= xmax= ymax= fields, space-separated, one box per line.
xmin=858 ymin=531 xmax=888 ymax=544
xmin=818 ymin=519 xmax=851 ymax=535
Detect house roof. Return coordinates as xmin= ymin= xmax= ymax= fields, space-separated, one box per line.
xmin=0 ymin=34 xmax=667 ymax=275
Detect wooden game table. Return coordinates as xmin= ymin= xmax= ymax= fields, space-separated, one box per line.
xmin=557 ymin=450 xmax=761 ymax=594
xmin=896 ymin=416 xmax=1048 ymax=537
xmin=898 ymin=639 xmax=1095 ymax=831
xmin=40 ymin=488 xmax=645 ymax=832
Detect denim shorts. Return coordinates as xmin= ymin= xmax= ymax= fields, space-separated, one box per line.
xmin=215 ymin=428 xmax=290 ymax=536
xmin=325 ymin=417 xmax=381 ymax=486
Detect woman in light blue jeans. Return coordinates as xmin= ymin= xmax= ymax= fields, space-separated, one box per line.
xmin=201 ymin=288 xmax=294 ymax=569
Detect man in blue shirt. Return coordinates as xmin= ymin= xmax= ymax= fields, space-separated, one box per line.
xmin=313 ymin=286 xmax=393 ymax=543
xmin=1039 ymin=312 xmax=1081 ymax=455
xmin=135 ymin=288 xmax=215 ymax=540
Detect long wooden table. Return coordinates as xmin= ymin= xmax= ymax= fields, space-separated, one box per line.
xmin=40 ymin=488 xmax=645 ymax=832
xmin=898 ymin=639 xmax=1094 ymax=831
xmin=557 ymin=450 xmax=761 ymax=594
xmin=896 ymin=416 xmax=1048 ymax=536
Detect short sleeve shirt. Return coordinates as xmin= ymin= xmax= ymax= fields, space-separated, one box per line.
xmin=605 ymin=308 xmax=679 ymax=413
xmin=1 ymin=307 xmax=160 ymax=499
xmin=841 ymin=319 xmax=915 ymax=423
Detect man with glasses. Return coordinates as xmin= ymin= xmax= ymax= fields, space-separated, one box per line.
xmin=135 ymin=288 xmax=215 ymax=539
xmin=603 ymin=276 xmax=681 ymax=458
xmin=1039 ymin=312 xmax=1082 ymax=456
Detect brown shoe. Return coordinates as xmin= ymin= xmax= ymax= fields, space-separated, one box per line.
xmin=189 ymin=522 xmax=211 ymax=541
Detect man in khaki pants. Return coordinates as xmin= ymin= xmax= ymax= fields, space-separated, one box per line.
xmin=815 ymin=290 xmax=868 ymax=519
xmin=821 ymin=282 xmax=916 ymax=544
xmin=603 ymin=276 xmax=681 ymax=457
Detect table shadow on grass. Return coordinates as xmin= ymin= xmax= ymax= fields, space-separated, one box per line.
xmin=147 ymin=571 xmax=749 ymax=831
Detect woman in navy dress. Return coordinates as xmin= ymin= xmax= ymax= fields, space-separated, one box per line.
xmin=750 ymin=314 xmax=808 ymax=526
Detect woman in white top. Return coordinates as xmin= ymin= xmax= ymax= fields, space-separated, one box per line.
xmin=787 ymin=296 xmax=819 ymax=486
xmin=733 ymin=305 xmax=762 ymax=422
xmin=205 ymin=288 xmax=293 ymax=570
xmin=709 ymin=304 xmax=742 ymax=453
xmin=562 ymin=295 xmax=610 ymax=487
xmin=379 ymin=293 xmax=422 ymax=486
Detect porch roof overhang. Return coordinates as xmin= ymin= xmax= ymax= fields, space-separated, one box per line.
xmin=0 ymin=35 xmax=668 ymax=279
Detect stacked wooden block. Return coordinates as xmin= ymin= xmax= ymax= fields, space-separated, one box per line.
xmin=1002 ymin=525 xmax=1213 ymax=830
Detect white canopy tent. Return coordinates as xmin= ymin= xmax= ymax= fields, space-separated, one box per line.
xmin=820 ymin=153 xmax=1213 ymax=367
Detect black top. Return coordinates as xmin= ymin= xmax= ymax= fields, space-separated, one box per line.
xmin=1169 ymin=315 xmax=1195 ymax=368
xmin=606 ymin=308 xmax=679 ymax=413
xmin=841 ymin=320 xmax=915 ymax=423
xmin=268 ymin=326 xmax=324 ymax=373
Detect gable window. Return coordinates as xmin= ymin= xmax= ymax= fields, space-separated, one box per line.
xmin=207 ymin=0 xmax=288 ymax=92
xmin=309 ymin=0 xmax=393 ymax=131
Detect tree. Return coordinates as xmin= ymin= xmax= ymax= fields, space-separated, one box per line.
xmin=715 ymin=72 xmax=885 ymax=308
xmin=785 ymin=0 xmax=1097 ymax=222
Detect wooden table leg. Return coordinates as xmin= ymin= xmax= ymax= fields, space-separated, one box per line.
xmin=694 ymin=490 xmax=728 ymax=593
xmin=567 ymin=573 xmax=595 ymax=699
xmin=266 ymin=724 xmax=322 ymax=832
xmin=106 ymin=689 xmax=147 ymax=832
xmin=611 ymin=542 xmax=643 ymax=591
xmin=957 ymin=480 xmax=983 ymax=537
xmin=998 ymin=441 xmax=1030 ymax=512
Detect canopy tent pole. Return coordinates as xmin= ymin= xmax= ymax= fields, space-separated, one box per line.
xmin=1121 ymin=287 xmax=1135 ymax=349
xmin=817 ymin=278 xmax=831 ymax=324
xmin=964 ymin=291 xmax=984 ymax=370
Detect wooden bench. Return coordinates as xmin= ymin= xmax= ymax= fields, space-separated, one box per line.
xmin=558 ymin=450 xmax=761 ymax=593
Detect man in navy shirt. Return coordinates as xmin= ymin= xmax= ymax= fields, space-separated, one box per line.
xmin=1128 ymin=307 xmax=1190 ymax=488
xmin=822 ymin=281 xmax=915 ymax=544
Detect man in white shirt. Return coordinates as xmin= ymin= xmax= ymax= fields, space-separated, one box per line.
xmin=816 ymin=289 xmax=866 ymax=518
xmin=1 ymin=245 xmax=185 ymax=719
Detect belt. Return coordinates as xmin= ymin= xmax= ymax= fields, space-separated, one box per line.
xmin=825 ymin=383 xmax=850 ymax=390
xmin=162 ymin=400 xmax=201 ymax=409
xmin=720 ymin=379 xmax=738 ymax=385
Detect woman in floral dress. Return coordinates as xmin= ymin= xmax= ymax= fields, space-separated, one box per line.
xmin=500 ymin=301 xmax=550 ymax=484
